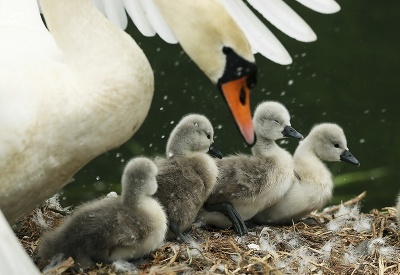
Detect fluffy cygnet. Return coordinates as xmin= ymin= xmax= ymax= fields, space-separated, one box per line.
xmin=38 ymin=157 xmax=167 ymax=269
xmin=253 ymin=123 xmax=359 ymax=225
xmin=197 ymin=101 xmax=302 ymax=234
xmin=154 ymin=114 xmax=222 ymax=242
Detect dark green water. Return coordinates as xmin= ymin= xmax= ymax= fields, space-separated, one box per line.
xmin=62 ymin=0 xmax=400 ymax=212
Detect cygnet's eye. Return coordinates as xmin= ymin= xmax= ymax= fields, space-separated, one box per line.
xmin=206 ymin=134 xmax=211 ymax=140
xmin=274 ymin=120 xmax=280 ymax=124
xmin=334 ymin=143 xmax=340 ymax=148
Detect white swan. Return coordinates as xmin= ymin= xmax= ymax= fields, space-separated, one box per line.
xmin=0 ymin=0 xmax=153 ymax=224
xmin=252 ymin=123 xmax=360 ymax=225
xmin=0 ymin=0 xmax=255 ymax=272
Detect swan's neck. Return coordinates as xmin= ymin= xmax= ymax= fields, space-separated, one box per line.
xmin=293 ymin=141 xmax=332 ymax=186
xmin=166 ymin=146 xmax=208 ymax=159
xmin=251 ymin=138 xmax=279 ymax=157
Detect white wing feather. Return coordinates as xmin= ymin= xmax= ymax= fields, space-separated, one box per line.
xmin=122 ymin=0 xmax=156 ymax=37
xmin=139 ymin=0 xmax=177 ymax=44
xmin=247 ymin=0 xmax=316 ymax=42
xmin=92 ymin=0 xmax=177 ymax=43
xmin=93 ymin=0 xmax=128 ymax=29
xmin=296 ymin=0 xmax=341 ymax=14
xmin=220 ymin=0 xmax=292 ymax=65
xmin=102 ymin=0 xmax=128 ymax=29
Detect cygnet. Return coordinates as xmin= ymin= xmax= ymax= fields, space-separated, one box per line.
xmin=38 ymin=157 xmax=167 ymax=269
xmin=154 ymin=114 xmax=222 ymax=242
xmin=197 ymin=101 xmax=302 ymax=234
xmin=253 ymin=123 xmax=359 ymax=225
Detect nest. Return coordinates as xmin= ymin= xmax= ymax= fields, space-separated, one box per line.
xmin=14 ymin=192 xmax=400 ymax=274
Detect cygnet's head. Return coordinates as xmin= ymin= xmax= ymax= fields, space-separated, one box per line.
xmin=307 ymin=123 xmax=359 ymax=165
xmin=253 ymin=101 xmax=302 ymax=141
xmin=121 ymin=157 xmax=158 ymax=203
xmin=166 ymin=114 xmax=214 ymax=158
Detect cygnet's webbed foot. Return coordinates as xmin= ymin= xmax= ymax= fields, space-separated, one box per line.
xmin=75 ymin=254 xmax=96 ymax=271
xmin=169 ymin=221 xmax=189 ymax=243
xmin=204 ymin=202 xmax=248 ymax=236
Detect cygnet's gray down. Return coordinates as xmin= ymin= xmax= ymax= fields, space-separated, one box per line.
xmin=197 ymin=101 xmax=302 ymax=235
xmin=154 ymin=114 xmax=222 ymax=242
xmin=38 ymin=157 xmax=167 ymax=269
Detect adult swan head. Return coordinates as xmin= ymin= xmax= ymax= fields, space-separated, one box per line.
xmin=152 ymin=0 xmax=257 ymax=145
xmin=0 ymin=0 xmax=153 ymax=223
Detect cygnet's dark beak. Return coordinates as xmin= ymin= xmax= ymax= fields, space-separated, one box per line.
xmin=340 ymin=150 xmax=360 ymax=166
xmin=282 ymin=125 xmax=303 ymax=139
xmin=207 ymin=143 xmax=223 ymax=159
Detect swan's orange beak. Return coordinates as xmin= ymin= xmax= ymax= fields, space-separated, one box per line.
xmin=221 ymin=76 xmax=255 ymax=145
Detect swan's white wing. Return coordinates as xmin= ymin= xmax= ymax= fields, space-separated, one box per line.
xmin=296 ymin=0 xmax=341 ymax=14
xmin=122 ymin=0 xmax=156 ymax=37
xmin=0 ymin=211 xmax=40 ymax=274
xmin=247 ymin=0 xmax=316 ymax=42
xmin=220 ymin=0 xmax=292 ymax=65
xmin=78 ymin=0 xmax=340 ymax=63
xmin=93 ymin=0 xmax=128 ymax=29
xmin=118 ymin=0 xmax=339 ymax=64
xmin=139 ymin=0 xmax=177 ymax=44
xmin=93 ymin=0 xmax=177 ymax=43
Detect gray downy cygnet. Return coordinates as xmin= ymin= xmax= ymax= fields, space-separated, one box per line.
xmin=253 ymin=123 xmax=359 ymax=225
xmin=154 ymin=114 xmax=222 ymax=242
xmin=198 ymin=101 xmax=302 ymax=235
xmin=38 ymin=157 xmax=167 ymax=269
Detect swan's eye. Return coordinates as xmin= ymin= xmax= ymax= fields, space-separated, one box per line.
xmin=222 ymin=47 xmax=233 ymax=55
xmin=334 ymin=143 xmax=340 ymax=148
xmin=206 ymin=134 xmax=211 ymax=139
xmin=246 ymin=73 xmax=257 ymax=89
xmin=274 ymin=120 xmax=280 ymax=124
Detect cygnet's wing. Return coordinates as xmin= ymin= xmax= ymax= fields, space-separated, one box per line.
xmin=210 ymin=155 xmax=275 ymax=204
xmin=156 ymin=157 xmax=213 ymax=228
